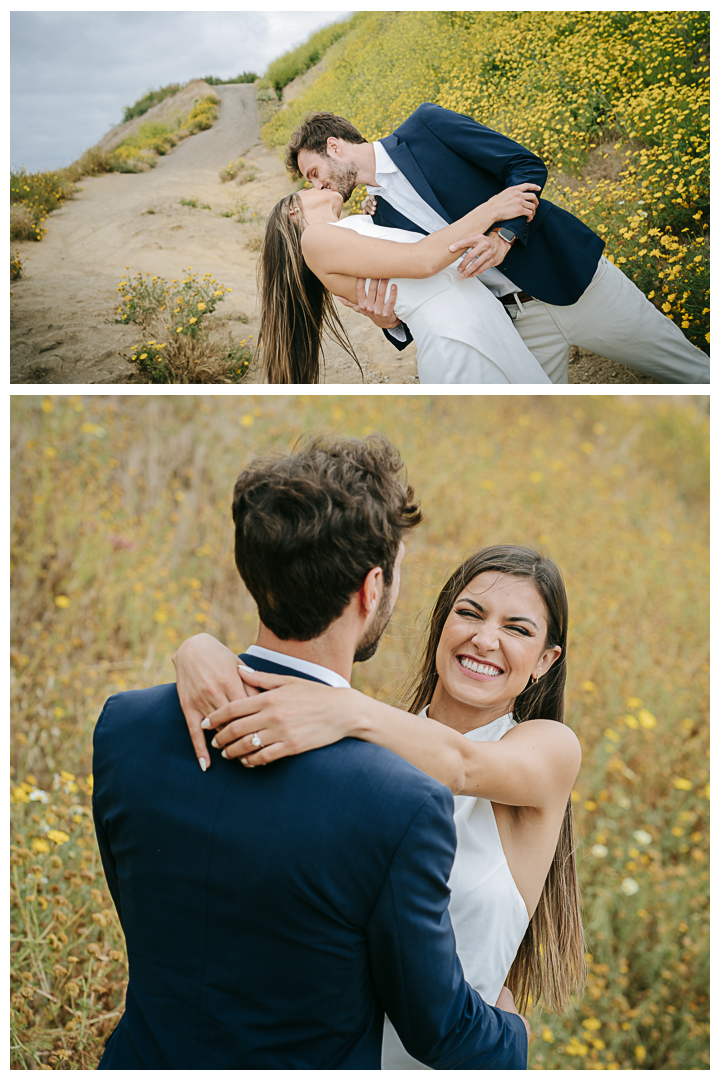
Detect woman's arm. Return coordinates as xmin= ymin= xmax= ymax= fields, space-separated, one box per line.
xmin=301 ymin=183 xmax=540 ymax=298
xmin=204 ymin=668 xmax=581 ymax=809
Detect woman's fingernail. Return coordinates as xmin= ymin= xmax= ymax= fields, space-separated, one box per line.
xmin=199 ymin=757 xmax=207 ymax=772
xmin=221 ymin=749 xmax=228 ymax=759
xmin=201 ymin=718 xmax=211 ymax=729
xmin=238 ymin=663 xmax=255 ymax=672
xmin=211 ymin=737 xmax=218 ymax=749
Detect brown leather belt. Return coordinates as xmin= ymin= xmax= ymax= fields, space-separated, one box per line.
xmin=498 ymin=291 xmax=535 ymax=306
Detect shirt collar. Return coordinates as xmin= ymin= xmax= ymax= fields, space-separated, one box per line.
xmin=245 ymin=645 xmax=351 ymax=688
xmin=372 ymin=140 xmax=398 ymax=178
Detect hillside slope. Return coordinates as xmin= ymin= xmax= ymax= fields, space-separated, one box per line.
xmin=10 ymin=84 xmax=417 ymax=384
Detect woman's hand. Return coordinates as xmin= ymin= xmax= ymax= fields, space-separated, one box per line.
xmin=200 ymin=668 xmax=357 ymax=767
xmin=485 ymin=182 xmax=540 ymax=224
xmin=448 ymin=183 xmax=540 ymax=278
xmin=172 ymin=633 xmax=256 ymax=771
xmin=495 ymin=986 xmax=531 ymax=1044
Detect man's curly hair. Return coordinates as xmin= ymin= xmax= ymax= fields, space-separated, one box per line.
xmin=232 ymin=434 xmax=422 ymax=640
xmin=285 ymin=112 xmax=367 ymax=179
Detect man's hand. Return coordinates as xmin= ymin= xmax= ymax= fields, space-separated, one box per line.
xmin=361 ymin=194 xmax=377 ymax=215
xmin=450 ymin=228 xmax=514 ymax=278
xmin=336 ymin=277 xmax=401 ymax=329
xmin=495 ymin=985 xmax=530 ymax=1045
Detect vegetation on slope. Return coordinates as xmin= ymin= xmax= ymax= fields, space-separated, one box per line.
xmin=122 ymin=84 xmax=183 ymax=123
xmin=9 ymin=95 xmax=220 ymax=246
xmin=263 ymin=11 xmax=709 ymax=351
xmin=261 ymin=14 xmax=362 ymax=95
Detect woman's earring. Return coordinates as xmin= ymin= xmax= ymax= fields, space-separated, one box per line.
xmin=531 ymin=673 xmax=539 ymax=684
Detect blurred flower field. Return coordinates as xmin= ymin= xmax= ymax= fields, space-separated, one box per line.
xmin=264 ymin=10 xmax=709 ymax=352
xmin=10 ymin=395 xmax=708 ymax=1069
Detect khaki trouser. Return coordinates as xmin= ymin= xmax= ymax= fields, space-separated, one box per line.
xmin=507 ymin=257 xmax=709 ymax=384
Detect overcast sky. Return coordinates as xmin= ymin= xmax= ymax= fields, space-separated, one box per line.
xmin=11 ymin=10 xmax=350 ymax=173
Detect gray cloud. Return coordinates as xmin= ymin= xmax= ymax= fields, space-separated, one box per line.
xmin=11 ymin=11 xmax=349 ymax=172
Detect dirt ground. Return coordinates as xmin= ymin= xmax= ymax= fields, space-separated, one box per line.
xmin=10 ymin=85 xmax=658 ymax=385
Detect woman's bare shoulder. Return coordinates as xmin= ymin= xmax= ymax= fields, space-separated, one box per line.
xmin=300 ymin=223 xmax=343 ymax=260
xmin=502 ymin=719 xmax=581 ymax=780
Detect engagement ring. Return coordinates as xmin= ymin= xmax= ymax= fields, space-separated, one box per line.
xmin=251 ymin=732 xmax=263 ymax=748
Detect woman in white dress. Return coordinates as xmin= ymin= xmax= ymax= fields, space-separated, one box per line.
xmin=173 ymin=545 xmax=585 ymax=1063
xmin=257 ymin=185 xmax=552 ymax=384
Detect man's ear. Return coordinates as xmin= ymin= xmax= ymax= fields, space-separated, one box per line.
xmin=358 ymin=566 xmax=383 ymax=616
xmin=326 ymin=137 xmax=340 ymax=156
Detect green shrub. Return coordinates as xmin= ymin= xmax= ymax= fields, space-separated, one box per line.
xmin=219 ymin=157 xmax=256 ymax=184
xmin=115 ymin=268 xmax=232 ymax=336
xmin=63 ymin=147 xmax=115 ymax=183
xmin=219 ymin=198 xmax=262 ymax=225
xmin=110 ymin=120 xmax=179 ymax=167
xmin=10 ymin=168 xmax=76 ymax=241
xmin=263 ymin=15 xmax=360 ymax=94
xmin=116 ymin=269 xmax=249 ymax=384
xmin=183 ymin=94 xmax=220 ymax=134
xmin=203 ymin=72 xmax=257 ymax=85
xmin=122 ymin=84 xmax=182 ymax=123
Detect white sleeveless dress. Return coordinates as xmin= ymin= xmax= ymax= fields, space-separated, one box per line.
xmin=381 ymin=710 xmax=530 ymax=1070
xmin=330 ymin=215 xmax=550 ymax=384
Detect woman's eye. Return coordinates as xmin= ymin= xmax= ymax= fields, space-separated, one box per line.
xmin=456 ymin=608 xmax=479 ymax=618
xmin=507 ymin=625 xmax=530 ymax=635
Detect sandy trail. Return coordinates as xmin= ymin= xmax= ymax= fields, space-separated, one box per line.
xmin=10 ymin=84 xmax=655 ymax=385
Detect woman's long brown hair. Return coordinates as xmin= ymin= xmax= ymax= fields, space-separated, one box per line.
xmin=405 ymin=545 xmax=586 ymax=1014
xmin=256 ymin=192 xmax=362 ymax=384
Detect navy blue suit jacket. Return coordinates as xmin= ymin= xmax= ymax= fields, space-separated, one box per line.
xmin=374 ymin=103 xmax=605 ymax=349
xmin=92 ymin=655 xmax=528 ymax=1069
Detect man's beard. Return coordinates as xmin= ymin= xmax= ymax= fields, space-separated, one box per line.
xmin=353 ymin=583 xmax=393 ymax=663
xmin=324 ymin=158 xmax=358 ymax=203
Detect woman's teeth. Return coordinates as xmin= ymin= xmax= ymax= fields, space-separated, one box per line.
xmin=459 ymin=657 xmax=502 ymax=677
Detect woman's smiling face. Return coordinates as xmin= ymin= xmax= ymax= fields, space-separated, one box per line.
xmin=430 ymin=571 xmax=562 ymax=730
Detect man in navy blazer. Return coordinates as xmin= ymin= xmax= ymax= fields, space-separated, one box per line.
xmin=287 ymin=105 xmax=708 ymax=383
xmin=93 ymin=434 xmax=529 ymax=1069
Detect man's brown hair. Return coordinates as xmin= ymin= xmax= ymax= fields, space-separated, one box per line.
xmin=285 ymin=112 xmax=367 ymax=179
xmin=232 ymin=434 xmax=422 ymax=640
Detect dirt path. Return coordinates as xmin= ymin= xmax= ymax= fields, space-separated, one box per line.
xmin=10 ymin=84 xmax=656 ymax=384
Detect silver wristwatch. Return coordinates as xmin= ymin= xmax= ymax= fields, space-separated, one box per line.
xmin=496 ymin=227 xmax=516 ymax=245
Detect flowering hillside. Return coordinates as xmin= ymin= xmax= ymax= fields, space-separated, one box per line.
xmin=264 ymin=11 xmax=709 ymax=352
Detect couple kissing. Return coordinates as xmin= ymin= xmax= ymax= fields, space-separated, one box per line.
xmin=256 ymin=105 xmax=709 ymax=385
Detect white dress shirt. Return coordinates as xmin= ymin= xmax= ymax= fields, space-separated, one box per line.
xmin=244 ymin=644 xmax=351 ymax=689
xmin=367 ymin=140 xmax=520 ymax=299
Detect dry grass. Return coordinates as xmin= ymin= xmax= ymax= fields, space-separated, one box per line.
xmin=10 ymin=396 xmax=708 ymax=1069
xmin=129 ymin=322 xmax=252 ymax=383
xmin=241 ymin=224 xmax=265 ymax=252
xmin=219 ymin=157 xmax=257 ymax=184
xmin=11 ymin=204 xmax=40 ymax=242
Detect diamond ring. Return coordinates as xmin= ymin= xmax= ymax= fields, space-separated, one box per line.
xmin=251 ymin=732 xmax=263 ymax=748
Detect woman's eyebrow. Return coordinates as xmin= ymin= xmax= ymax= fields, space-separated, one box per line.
xmin=457 ymin=596 xmax=538 ymax=629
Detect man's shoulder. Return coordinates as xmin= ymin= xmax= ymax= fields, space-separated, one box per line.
xmin=304 ymin=738 xmax=453 ymax=817
xmin=394 ymin=101 xmax=457 ymax=134
xmin=96 ymin=682 xmax=181 ymax=731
